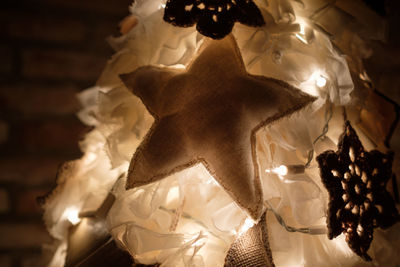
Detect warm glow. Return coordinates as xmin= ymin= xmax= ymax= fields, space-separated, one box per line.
xmin=316 ymin=75 xmax=327 ymax=88
xmin=206 ymin=176 xmax=219 ymax=186
xmin=238 ymin=217 xmax=255 ymax=236
xmin=166 ymin=186 xmax=180 ymax=204
xmin=295 ymin=23 xmax=308 ymax=44
xmin=171 ymin=64 xmax=186 ymax=69
xmin=63 ymin=207 xmax=81 ymax=225
xmin=332 ymin=233 xmax=354 ymax=257
xmin=299 ymin=70 xmax=327 ymax=96
xmin=83 ymin=151 xmax=97 ymax=165
xmin=266 ymin=165 xmax=288 ymax=176
xmin=295 ymin=33 xmax=308 ymax=44
xmin=193 ymin=236 xmax=206 ymax=247
xmin=301 ymin=71 xmax=328 ymax=96
xmin=299 ymin=23 xmax=306 ymax=35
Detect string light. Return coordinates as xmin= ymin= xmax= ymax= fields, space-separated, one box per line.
xmin=332 ymin=234 xmax=354 ymax=256
xmin=265 ymin=165 xmax=288 ymax=176
xmin=170 ymin=64 xmax=186 ymax=69
xmin=304 ymin=100 xmax=333 ymax=168
xmin=265 ymin=165 xmax=305 ymax=179
xmin=295 ymin=23 xmax=308 ymax=44
xmin=166 ymin=186 xmax=180 ymax=204
xmin=237 ymin=218 xmax=255 ymax=236
xmin=264 ymin=200 xmax=327 ymax=235
xmin=300 ymin=71 xmax=328 ymax=97
xmin=316 ymin=75 xmax=327 ymax=88
xmin=82 ymin=152 xmax=97 ymax=165
xmin=63 ymin=207 xmax=81 ymax=225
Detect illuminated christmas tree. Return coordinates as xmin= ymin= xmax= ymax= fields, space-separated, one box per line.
xmin=42 ymin=0 xmax=399 ymax=266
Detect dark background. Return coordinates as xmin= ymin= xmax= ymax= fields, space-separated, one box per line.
xmin=0 ymin=0 xmax=399 ymax=267
xmin=0 ymin=0 xmax=131 ymax=266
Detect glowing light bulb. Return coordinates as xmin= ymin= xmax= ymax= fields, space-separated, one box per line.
xmin=316 ymin=75 xmax=327 ymax=88
xmin=238 ymin=218 xmax=255 ymax=236
xmin=171 ymin=64 xmax=186 ymax=69
xmin=83 ymin=152 xmax=97 ymax=164
xmin=206 ymin=177 xmax=219 ymax=186
xmin=299 ymin=23 xmax=306 ymax=35
xmin=275 ymin=165 xmax=288 ymax=176
xmin=63 ymin=207 xmax=81 ymax=225
xmin=295 ymin=23 xmax=308 ymax=44
xmin=266 ymin=165 xmax=288 ymax=176
xmin=193 ymin=237 xmax=206 ymax=247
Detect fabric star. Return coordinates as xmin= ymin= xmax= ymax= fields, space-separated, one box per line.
xmin=163 ymin=0 xmax=265 ymax=39
xmin=120 ymin=35 xmax=315 ymax=220
xmin=317 ymin=121 xmax=399 ymax=261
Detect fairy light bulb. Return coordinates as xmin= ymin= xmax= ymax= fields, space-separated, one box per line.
xmin=266 ymin=165 xmax=305 ymax=182
xmin=237 ymin=217 xmax=255 ymax=236
xmin=63 ymin=207 xmax=81 ymax=225
xmin=316 ymin=75 xmax=327 ymax=88
xmin=166 ymin=186 xmax=180 ymax=205
xmin=295 ymin=23 xmax=308 ymax=44
xmin=266 ymin=165 xmax=288 ymax=176
xmin=299 ymin=23 xmax=306 ymax=35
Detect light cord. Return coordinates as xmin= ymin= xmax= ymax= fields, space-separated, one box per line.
xmin=264 ymin=200 xmax=327 ymax=235
xmin=305 ymin=100 xmax=333 ymax=168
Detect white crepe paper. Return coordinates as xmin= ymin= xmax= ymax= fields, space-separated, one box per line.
xmin=43 ymin=0 xmax=400 ymax=266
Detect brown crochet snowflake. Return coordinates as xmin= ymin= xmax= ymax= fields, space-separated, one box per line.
xmin=163 ymin=0 xmax=265 ymax=39
xmin=316 ymin=121 xmax=399 ymax=261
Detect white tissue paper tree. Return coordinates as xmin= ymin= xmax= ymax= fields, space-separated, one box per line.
xmin=42 ymin=0 xmax=400 ymax=266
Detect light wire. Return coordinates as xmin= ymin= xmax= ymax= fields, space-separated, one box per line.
xmin=305 ymin=100 xmax=333 ymax=168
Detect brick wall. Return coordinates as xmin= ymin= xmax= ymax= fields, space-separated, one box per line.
xmin=0 ymin=0 xmax=131 ymax=266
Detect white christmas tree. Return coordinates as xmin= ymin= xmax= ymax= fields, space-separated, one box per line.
xmin=42 ymin=0 xmax=400 ymax=266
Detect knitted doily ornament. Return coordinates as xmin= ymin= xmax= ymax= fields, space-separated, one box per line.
xmin=316 ymin=121 xmax=399 ymax=261
xmin=163 ymin=0 xmax=265 ymax=39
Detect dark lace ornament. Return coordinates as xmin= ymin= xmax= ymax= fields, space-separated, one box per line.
xmin=163 ymin=0 xmax=265 ymax=39
xmin=316 ymin=121 xmax=399 ymax=261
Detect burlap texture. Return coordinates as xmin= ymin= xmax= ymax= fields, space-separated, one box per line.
xmin=224 ymin=212 xmax=275 ymax=267
xmin=121 ymin=35 xmax=315 ymax=220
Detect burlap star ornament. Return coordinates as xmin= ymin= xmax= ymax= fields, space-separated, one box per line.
xmin=317 ymin=121 xmax=399 ymax=261
xmin=120 ymin=35 xmax=315 ymax=220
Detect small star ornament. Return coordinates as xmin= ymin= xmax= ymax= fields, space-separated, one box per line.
xmin=317 ymin=121 xmax=399 ymax=261
xmin=163 ymin=0 xmax=265 ymax=39
xmin=120 ymin=35 xmax=315 ymax=220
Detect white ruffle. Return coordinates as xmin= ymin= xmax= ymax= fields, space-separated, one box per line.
xmin=43 ymin=0 xmax=400 ymax=266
